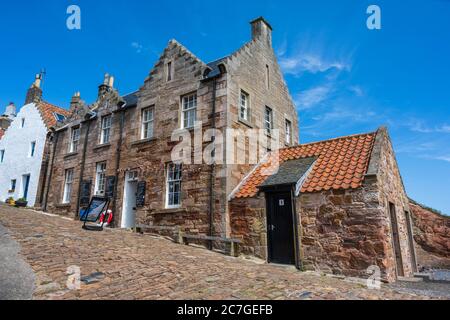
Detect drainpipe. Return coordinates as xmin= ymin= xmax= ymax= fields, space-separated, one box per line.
xmin=75 ymin=120 xmax=92 ymax=218
xmin=43 ymin=129 xmax=59 ymax=212
xmin=38 ymin=131 xmax=52 ymax=207
xmin=112 ymin=102 xmax=127 ymax=227
xmin=208 ymin=78 xmax=218 ymax=250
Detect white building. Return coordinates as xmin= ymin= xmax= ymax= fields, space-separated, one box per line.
xmin=0 ymin=75 xmax=69 ymax=206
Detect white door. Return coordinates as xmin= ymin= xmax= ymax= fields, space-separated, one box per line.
xmin=121 ymin=172 xmax=138 ymax=229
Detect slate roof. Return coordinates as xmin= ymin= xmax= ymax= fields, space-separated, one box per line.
xmin=259 ymin=157 xmax=316 ymax=189
xmin=122 ymin=91 xmax=139 ymax=108
xmin=36 ymin=101 xmax=70 ymax=129
xmin=234 ymin=131 xmax=377 ymax=198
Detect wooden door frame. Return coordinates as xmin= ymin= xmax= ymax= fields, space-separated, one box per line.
xmin=388 ymin=202 xmax=405 ymax=278
xmin=263 ymin=185 xmax=302 ymax=270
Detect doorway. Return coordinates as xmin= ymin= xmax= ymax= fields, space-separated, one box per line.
xmin=22 ymin=174 xmax=30 ymax=200
xmin=389 ymin=203 xmax=405 ymax=277
xmin=266 ymin=192 xmax=296 ymax=265
xmin=404 ymin=211 xmax=418 ymax=273
xmin=121 ymin=171 xmax=138 ymax=229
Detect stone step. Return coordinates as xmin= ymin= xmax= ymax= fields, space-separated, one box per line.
xmin=397 ymin=276 xmax=423 ymax=283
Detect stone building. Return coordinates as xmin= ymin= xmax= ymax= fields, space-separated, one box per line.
xmin=41 ymin=17 xmax=299 ymax=240
xmin=39 ymin=17 xmax=418 ymax=282
xmin=229 ymin=127 xmax=418 ymax=282
xmin=39 ymin=74 xmax=138 ymax=217
xmin=0 ymin=75 xmax=69 ymax=206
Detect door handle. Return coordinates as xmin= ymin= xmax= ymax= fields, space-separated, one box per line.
xmin=270 ymin=225 xmax=276 ymax=231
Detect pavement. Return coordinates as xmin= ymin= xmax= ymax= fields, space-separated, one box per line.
xmin=0 ymin=224 xmax=35 ymax=300
xmin=0 ymin=204 xmax=448 ymax=300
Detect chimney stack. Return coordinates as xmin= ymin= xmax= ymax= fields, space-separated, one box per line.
xmin=4 ymin=102 xmax=16 ymax=118
xmin=25 ymin=73 xmax=43 ymax=105
xmin=69 ymin=92 xmax=82 ymax=114
xmin=98 ymin=73 xmax=114 ymax=98
xmin=250 ymin=17 xmax=273 ymax=47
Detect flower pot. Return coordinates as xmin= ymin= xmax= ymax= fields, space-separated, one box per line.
xmin=15 ymin=201 xmax=28 ymax=208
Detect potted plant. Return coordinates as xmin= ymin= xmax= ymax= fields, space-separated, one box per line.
xmin=15 ymin=198 xmax=28 ymax=208
xmin=5 ymin=197 xmax=15 ymax=206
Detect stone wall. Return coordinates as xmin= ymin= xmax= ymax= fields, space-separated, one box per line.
xmin=370 ymin=128 xmax=417 ymax=280
xmin=298 ymin=179 xmax=391 ymax=279
xmin=410 ymin=202 xmax=450 ymax=268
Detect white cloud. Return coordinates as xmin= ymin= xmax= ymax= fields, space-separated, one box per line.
xmin=279 ymin=53 xmax=350 ymax=76
xmin=436 ymin=156 xmax=450 ymax=163
xmin=131 ymin=42 xmax=143 ymax=53
xmin=407 ymin=119 xmax=450 ymax=134
xmin=294 ymin=85 xmax=332 ymax=110
xmin=349 ymin=85 xmax=364 ymax=97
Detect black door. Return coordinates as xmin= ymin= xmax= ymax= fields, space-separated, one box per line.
xmin=267 ymin=192 xmax=295 ymax=265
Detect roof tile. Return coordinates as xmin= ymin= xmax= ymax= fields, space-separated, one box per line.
xmin=233 ymin=131 xmax=377 ymax=198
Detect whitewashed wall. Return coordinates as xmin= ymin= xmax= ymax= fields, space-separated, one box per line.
xmin=0 ymin=103 xmax=48 ymax=206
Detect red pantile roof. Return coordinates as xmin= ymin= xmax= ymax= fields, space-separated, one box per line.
xmin=36 ymin=101 xmax=70 ymax=129
xmin=234 ymin=131 xmax=377 ymax=198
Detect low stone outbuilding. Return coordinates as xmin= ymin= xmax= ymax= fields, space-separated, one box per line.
xmin=229 ymin=127 xmax=418 ymax=282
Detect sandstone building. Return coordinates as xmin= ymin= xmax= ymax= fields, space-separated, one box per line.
xmin=38 ymin=17 xmax=418 ymax=282
xmin=40 ymin=17 xmax=298 ymax=238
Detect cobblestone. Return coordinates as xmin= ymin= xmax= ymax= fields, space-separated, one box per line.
xmin=0 ymin=204 xmax=447 ymax=300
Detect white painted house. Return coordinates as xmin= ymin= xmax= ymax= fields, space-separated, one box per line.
xmin=0 ymin=75 xmax=69 ymax=206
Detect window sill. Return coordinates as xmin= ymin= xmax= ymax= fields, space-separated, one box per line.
xmin=130 ymin=138 xmax=157 ymax=147
xmin=64 ymin=152 xmax=79 ymax=159
xmin=238 ymin=118 xmax=253 ymax=128
xmin=93 ymin=143 xmax=111 ymax=151
xmin=151 ymin=207 xmax=186 ymax=215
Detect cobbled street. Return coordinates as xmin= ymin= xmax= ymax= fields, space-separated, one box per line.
xmin=0 ymin=204 xmax=447 ymax=300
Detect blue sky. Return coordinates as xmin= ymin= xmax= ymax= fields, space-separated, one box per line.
xmin=0 ymin=0 xmax=449 ymax=214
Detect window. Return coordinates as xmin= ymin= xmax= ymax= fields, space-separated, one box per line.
xmin=167 ymin=61 xmax=173 ymax=81
xmin=69 ymin=127 xmax=80 ymax=153
xmin=239 ymin=90 xmax=250 ymax=121
xmin=285 ymin=120 xmax=292 ymax=145
xmin=166 ymin=163 xmax=182 ymax=208
xmin=0 ymin=150 xmax=4 ymax=163
xmin=181 ymin=93 xmax=197 ymax=129
xmin=53 ymin=113 xmax=66 ymax=123
xmin=264 ymin=106 xmax=273 ymax=135
xmin=141 ymin=107 xmax=154 ymax=140
xmin=21 ymin=118 xmax=25 ymax=128
xmin=100 ymin=115 xmax=112 ymax=144
xmin=10 ymin=179 xmax=16 ymax=192
xmin=265 ymin=65 xmax=270 ymax=89
xmin=63 ymin=169 xmax=74 ymax=204
xmin=30 ymin=141 xmax=36 ymax=157
xmin=94 ymin=162 xmax=107 ymax=196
